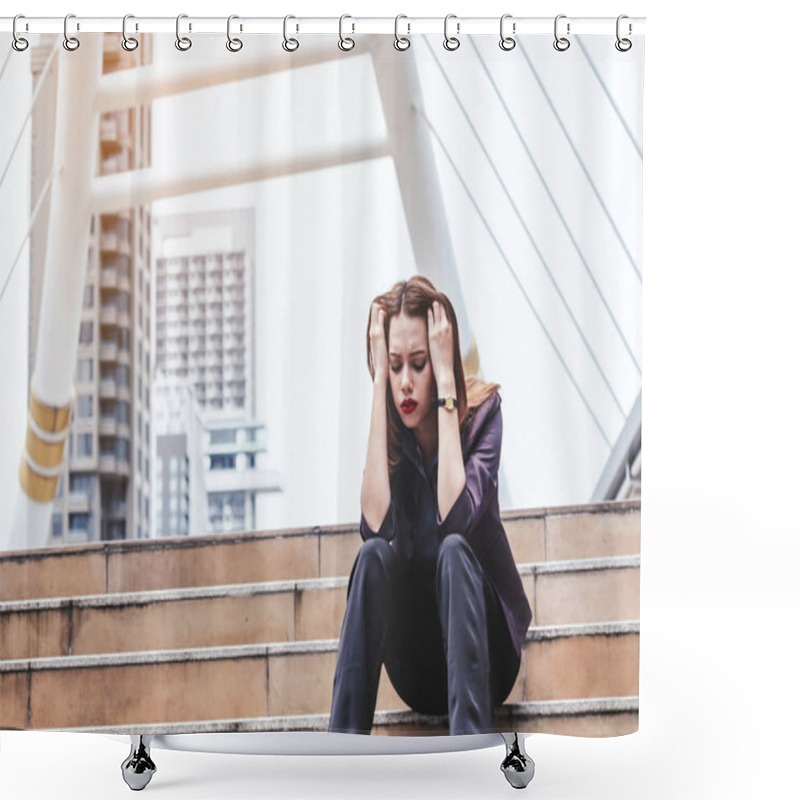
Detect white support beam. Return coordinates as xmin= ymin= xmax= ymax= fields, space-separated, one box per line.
xmin=11 ymin=37 xmax=104 ymax=551
xmin=90 ymin=141 xmax=390 ymax=214
xmin=366 ymin=36 xmax=475 ymax=361
xmin=96 ymin=41 xmax=344 ymax=114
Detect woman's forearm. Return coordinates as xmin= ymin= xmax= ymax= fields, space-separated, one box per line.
xmin=436 ymin=374 xmax=466 ymax=522
xmin=361 ymin=377 xmax=391 ymax=532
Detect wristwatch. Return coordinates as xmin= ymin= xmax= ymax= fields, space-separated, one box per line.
xmin=437 ymin=395 xmax=458 ymax=411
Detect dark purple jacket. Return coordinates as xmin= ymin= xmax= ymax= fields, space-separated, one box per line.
xmin=359 ymin=392 xmax=532 ymax=655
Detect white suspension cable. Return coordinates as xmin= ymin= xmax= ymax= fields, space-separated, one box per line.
xmin=0 ymin=166 xmax=56 ymax=303
xmin=0 ymin=38 xmax=59 ymax=191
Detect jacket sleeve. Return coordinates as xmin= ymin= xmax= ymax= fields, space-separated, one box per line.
xmin=436 ymin=397 xmax=502 ymax=541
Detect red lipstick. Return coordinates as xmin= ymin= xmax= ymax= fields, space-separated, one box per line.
xmin=400 ymin=399 xmax=418 ymax=414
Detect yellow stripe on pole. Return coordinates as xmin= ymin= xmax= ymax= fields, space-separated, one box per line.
xmin=29 ymin=389 xmax=71 ymax=434
xmin=25 ymin=426 xmax=68 ymax=469
xmin=18 ymin=457 xmax=60 ymax=503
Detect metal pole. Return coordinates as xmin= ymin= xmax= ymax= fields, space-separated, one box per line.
xmin=10 ymin=36 xmax=103 ymax=551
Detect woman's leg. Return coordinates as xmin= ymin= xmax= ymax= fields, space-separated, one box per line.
xmin=435 ymin=533 xmax=496 ymax=734
xmin=328 ymin=537 xmax=397 ymax=734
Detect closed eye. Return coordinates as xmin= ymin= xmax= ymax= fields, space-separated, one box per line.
xmin=390 ymin=361 xmax=427 ymax=373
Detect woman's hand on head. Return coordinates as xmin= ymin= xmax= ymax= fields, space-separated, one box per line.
xmin=369 ymin=301 xmax=389 ymax=382
xmin=427 ymin=300 xmax=455 ymax=386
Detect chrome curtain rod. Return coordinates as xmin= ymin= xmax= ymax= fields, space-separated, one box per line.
xmin=1 ymin=16 xmax=645 ymax=36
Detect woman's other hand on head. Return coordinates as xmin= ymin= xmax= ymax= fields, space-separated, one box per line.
xmin=369 ymin=301 xmax=389 ymax=382
xmin=427 ymin=300 xmax=455 ymax=386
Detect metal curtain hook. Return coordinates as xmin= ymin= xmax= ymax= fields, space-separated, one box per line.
xmin=283 ymin=15 xmax=299 ymax=52
xmin=499 ymin=13 xmax=516 ymax=51
xmin=12 ymin=14 xmax=29 ymax=52
xmin=338 ymin=14 xmax=355 ymax=51
xmin=63 ymin=13 xmax=80 ymax=51
xmin=122 ymin=14 xmax=139 ymax=51
xmin=175 ymin=14 xmax=192 ymax=50
xmin=226 ymin=15 xmax=243 ymax=51
xmin=443 ymin=14 xmax=460 ymax=51
xmin=394 ymin=14 xmax=410 ymax=51
xmin=615 ymin=14 xmax=632 ymax=51
xmin=553 ymin=14 xmax=570 ymax=51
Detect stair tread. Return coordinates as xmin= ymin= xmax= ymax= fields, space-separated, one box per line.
xmin=0 ymin=555 xmax=641 ymax=613
xmin=0 ymin=620 xmax=640 ymax=672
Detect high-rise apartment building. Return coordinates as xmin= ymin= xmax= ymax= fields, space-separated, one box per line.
xmin=29 ymin=35 xmax=153 ymax=544
xmin=153 ymin=210 xmax=280 ymax=536
xmin=154 ymin=210 xmax=253 ymax=415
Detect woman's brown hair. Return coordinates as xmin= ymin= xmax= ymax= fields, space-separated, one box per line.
xmin=366 ymin=275 xmax=500 ymax=475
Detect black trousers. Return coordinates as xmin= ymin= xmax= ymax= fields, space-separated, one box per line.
xmin=328 ymin=533 xmax=520 ymax=735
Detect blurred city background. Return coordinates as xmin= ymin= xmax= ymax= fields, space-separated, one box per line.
xmin=0 ymin=32 xmax=642 ymax=551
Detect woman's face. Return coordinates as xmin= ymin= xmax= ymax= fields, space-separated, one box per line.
xmin=387 ymin=311 xmax=436 ymax=430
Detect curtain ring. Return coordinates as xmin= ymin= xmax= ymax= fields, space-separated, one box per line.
xmin=283 ymin=15 xmax=299 ymax=52
xmin=499 ymin=14 xmax=516 ymax=51
xmin=226 ymin=15 xmax=243 ymax=52
xmin=122 ymin=14 xmax=139 ymax=51
xmin=12 ymin=15 xmax=29 ymax=52
xmin=175 ymin=14 xmax=192 ymax=51
xmin=615 ymin=15 xmax=632 ymax=52
xmin=338 ymin=14 xmax=355 ymax=51
xmin=443 ymin=14 xmax=460 ymax=51
xmin=394 ymin=14 xmax=410 ymax=51
xmin=553 ymin=14 xmax=570 ymax=51
xmin=63 ymin=13 xmax=80 ymax=51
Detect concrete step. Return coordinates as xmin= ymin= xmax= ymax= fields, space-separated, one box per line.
xmin=0 ymin=501 xmax=640 ymax=601
xmin=55 ymin=696 xmax=639 ymax=738
xmin=0 ymin=556 xmax=640 ymax=659
xmin=0 ymin=621 xmax=639 ymax=730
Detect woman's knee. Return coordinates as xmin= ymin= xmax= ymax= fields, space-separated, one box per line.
xmin=358 ymin=535 xmax=393 ymax=565
xmin=437 ymin=533 xmax=471 ymax=568
xmin=349 ymin=536 xmax=394 ymax=591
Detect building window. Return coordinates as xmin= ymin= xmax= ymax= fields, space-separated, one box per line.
xmin=77 ymin=358 xmax=93 ymax=383
xmin=116 ymin=400 xmax=130 ymax=425
xmin=79 ymin=321 xmax=93 ymax=344
xmin=83 ymin=285 xmax=94 ymax=308
xmin=76 ymin=433 xmax=93 ymax=458
xmin=52 ymin=513 xmax=63 ymax=537
xmin=70 ymin=474 xmax=92 ymax=496
xmin=137 ymin=447 xmax=142 ymax=472
xmin=210 ymin=454 xmax=236 ymax=470
xmin=76 ymin=395 xmax=93 ymax=419
xmin=209 ymin=429 xmax=236 ymax=445
xmin=69 ymin=513 xmax=90 ymax=534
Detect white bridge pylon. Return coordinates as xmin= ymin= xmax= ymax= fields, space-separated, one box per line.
xmin=13 ymin=34 xmax=473 ymax=550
